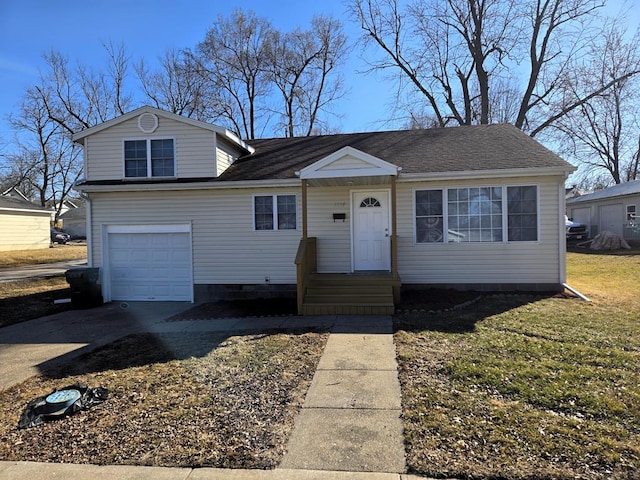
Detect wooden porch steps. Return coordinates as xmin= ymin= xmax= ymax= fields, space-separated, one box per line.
xmin=301 ymin=273 xmax=399 ymax=315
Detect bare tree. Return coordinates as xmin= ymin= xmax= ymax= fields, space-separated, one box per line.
xmin=266 ymin=15 xmax=348 ymax=136
xmin=553 ymin=20 xmax=640 ymax=185
xmin=349 ymin=0 xmax=640 ymax=137
xmin=2 ymin=42 xmax=129 ymax=217
xmin=196 ymin=9 xmax=274 ymax=139
xmin=7 ymin=88 xmax=81 ymax=219
xmin=35 ymin=42 xmax=133 ymax=135
xmin=136 ymin=48 xmax=212 ymax=121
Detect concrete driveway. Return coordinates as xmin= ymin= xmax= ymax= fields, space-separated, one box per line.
xmin=0 ymin=302 xmax=192 ymax=389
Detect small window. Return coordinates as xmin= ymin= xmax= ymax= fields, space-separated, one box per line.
xmin=415 ymin=190 xmax=444 ymax=243
xmin=507 ymin=186 xmax=538 ymax=241
xmin=124 ymin=140 xmax=147 ymax=178
xmin=254 ymin=195 xmax=297 ymax=231
xmin=627 ymin=205 xmax=636 ymax=221
xmin=124 ymin=139 xmax=174 ymax=178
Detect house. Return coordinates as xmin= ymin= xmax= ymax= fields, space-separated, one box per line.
xmin=58 ymin=201 xmax=87 ymax=239
xmin=0 ymin=188 xmax=52 ymax=251
xmin=566 ymin=179 xmax=640 ymax=243
xmin=72 ymin=106 xmax=575 ymax=314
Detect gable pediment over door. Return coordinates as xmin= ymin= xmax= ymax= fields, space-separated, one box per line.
xmin=297 ymin=146 xmax=400 ymax=181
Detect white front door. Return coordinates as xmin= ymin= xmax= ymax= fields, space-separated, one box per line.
xmin=353 ymin=190 xmax=390 ymax=271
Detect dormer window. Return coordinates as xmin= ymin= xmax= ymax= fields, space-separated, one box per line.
xmin=124 ymin=139 xmax=175 ymax=178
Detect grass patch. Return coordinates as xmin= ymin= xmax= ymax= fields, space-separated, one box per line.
xmin=0 ymin=245 xmax=86 ymax=268
xmin=0 ymin=277 xmax=72 ymax=328
xmin=0 ymin=330 xmax=328 ymax=468
xmin=395 ymin=254 xmax=640 ymax=479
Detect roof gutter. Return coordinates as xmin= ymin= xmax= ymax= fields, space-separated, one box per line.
xmin=74 ymin=178 xmax=300 ymax=193
xmin=0 ymin=206 xmax=51 ymax=214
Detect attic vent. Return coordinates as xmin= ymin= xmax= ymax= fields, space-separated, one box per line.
xmin=138 ymin=113 xmax=158 ymax=133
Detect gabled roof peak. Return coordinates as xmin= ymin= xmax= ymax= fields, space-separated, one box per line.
xmin=72 ymin=106 xmax=254 ymax=154
xmin=297 ymin=146 xmax=400 ymax=180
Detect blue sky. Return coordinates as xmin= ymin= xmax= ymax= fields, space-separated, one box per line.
xmin=0 ymin=0 xmax=392 ymax=150
xmin=0 ymin=0 xmax=636 ymax=153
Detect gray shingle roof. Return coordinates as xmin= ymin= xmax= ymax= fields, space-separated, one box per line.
xmin=219 ymin=123 xmax=572 ymax=181
xmin=0 ymin=194 xmax=50 ymax=212
xmin=566 ymin=179 xmax=640 ymax=204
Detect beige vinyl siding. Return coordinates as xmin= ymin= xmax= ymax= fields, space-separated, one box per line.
xmin=89 ymin=188 xmax=301 ymax=285
xmin=0 ymin=211 xmax=51 ymax=251
xmin=216 ymin=139 xmax=239 ymax=176
xmin=87 ymin=174 xmax=564 ymax=286
xmin=307 ymin=187 xmax=352 ymax=272
xmin=318 ymin=154 xmax=370 ymax=171
xmin=396 ymin=175 xmax=563 ymax=285
xmin=84 ymin=115 xmax=218 ymax=181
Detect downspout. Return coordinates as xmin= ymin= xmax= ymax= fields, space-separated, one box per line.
xmin=85 ymin=193 xmax=93 ymax=267
xmin=559 ymin=173 xmax=589 ymax=301
xmin=558 ymin=175 xmax=567 ymax=286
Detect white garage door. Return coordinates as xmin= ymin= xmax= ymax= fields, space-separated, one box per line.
xmin=107 ymin=227 xmax=192 ymax=301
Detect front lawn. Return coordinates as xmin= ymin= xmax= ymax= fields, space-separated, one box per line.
xmin=0 ymin=331 xmax=327 ymax=468
xmin=395 ymin=252 xmax=640 ymax=479
xmin=0 ymin=277 xmax=72 ymax=328
xmin=0 ymin=245 xmax=86 ymax=268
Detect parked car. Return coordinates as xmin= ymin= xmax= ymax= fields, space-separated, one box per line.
xmin=565 ymin=215 xmax=588 ymax=241
xmin=51 ymin=229 xmax=71 ymax=244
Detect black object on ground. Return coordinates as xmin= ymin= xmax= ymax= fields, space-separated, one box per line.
xmin=65 ymin=267 xmax=103 ymax=308
xmin=17 ymin=383 xmax=108 ymax=429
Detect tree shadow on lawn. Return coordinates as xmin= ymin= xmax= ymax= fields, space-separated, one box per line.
xmin=0 ymin=287 xmax=72 ymax=328
xmin=37 ymin=291 xmax=558 ymax=379
xmin=394 ymin=289 xmax=562 ymax=334
xmin=39 ymin=327 xmax=328 ymax=381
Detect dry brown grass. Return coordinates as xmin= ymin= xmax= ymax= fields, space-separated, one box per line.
xmin=0 ymin=330 xmax=328 ymax=468
xmin=0 ymin=245 xmax=86 ymax=268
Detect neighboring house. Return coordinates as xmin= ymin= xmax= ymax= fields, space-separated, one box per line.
xmin=72 ymin=106 xmax=575 ymax=314
xmin=0 ymin=188 xmax=51 ymax=251
xmin=566 ymin=179 xmax=640 ymax=242
xmin=59 ymin=204 xmax=87 ymax=239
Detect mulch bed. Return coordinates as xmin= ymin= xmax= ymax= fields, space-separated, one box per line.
xmin=168 ymin=289 xmax=484 ymax=322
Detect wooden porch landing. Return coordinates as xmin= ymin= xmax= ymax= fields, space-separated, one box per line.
xmin=301 ymin=273 xmax=401 ymax=316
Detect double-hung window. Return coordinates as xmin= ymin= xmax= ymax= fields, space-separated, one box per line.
xmin=254 ymin=194 xmax=297 ymax=231
xmin=124 ymin=138 xmax=175 ymax=178
xmin=627 ymin=205 xmax=636 ymax=221
xmin=415 ymin=185 xmax=538 ymax=243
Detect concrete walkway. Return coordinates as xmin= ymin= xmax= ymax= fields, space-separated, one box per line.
xmin=281 ymin=316 xmax=405 ymax=473
xmin=0 ymin=305 xmax=429 ymax=479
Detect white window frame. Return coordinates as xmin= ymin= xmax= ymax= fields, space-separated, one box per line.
xmin=413 ymin=184 xmax=540 ymax=244
xmin=626 ymin=204 xmax=636 ymax=221
xmin=252 ymin=194 xmax=298 ymax=231
xmin=123 ymin=137 xmax=176 ymax=179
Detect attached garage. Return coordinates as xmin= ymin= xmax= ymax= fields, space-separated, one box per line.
xmin=103 ymin=225 xmax=193 ymax=302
